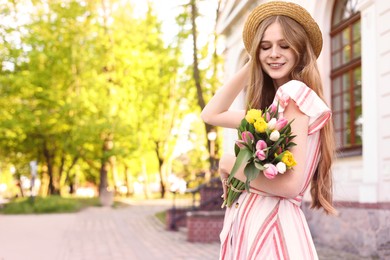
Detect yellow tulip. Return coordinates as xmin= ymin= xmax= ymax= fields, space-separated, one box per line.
xmin=281 ymin=151 xmax=297 ymax=168
xmin=245 ymin=109 xmax=262 ymax=124
xmin=254 ymin=118 xmax=267 ymax=133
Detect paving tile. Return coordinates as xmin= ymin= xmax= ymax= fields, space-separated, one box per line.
xmin=0 ymin=199 xmax=371 ymax=260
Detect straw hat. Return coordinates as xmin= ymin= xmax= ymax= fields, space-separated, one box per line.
xmin=242 ymin=1 xmax=323 ymax=57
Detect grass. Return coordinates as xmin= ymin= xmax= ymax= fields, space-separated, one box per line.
xmin=155 ymin=210 xmax=166 ymax=225
xmin=0 ymin=196 xmax=101 ymax=215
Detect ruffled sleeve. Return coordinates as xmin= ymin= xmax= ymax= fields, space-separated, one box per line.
xmin=272 ymin=80 xmax=331 ymax=135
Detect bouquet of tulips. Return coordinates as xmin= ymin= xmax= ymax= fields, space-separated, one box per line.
xmin=222 ymin=103 xmax=297 ymax=208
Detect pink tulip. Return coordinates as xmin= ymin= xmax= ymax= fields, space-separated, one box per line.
xmin=266 ymin=112 xmax=271 ymax=122
xmin=256 ymin=140 xmax=267 ymax=150
xmin=263 ymin=164 xmax=278 ymax=179
xmin=241 ymin=131 xmax=254 ymax=144
xmin=235 ymin=140 xmax=246 ymax=149
xmin=275 ymin=118 xmax=288 ymax=131
xmin=269 ymin=103 xmax=277 ymax=113
xmin=256 ymin=150 xmax=266 ymax=160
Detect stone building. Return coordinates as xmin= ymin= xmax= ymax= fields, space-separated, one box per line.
xmin=216 ymin=0 xmax=390 ymax=258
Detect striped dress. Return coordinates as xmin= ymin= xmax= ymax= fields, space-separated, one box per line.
xmin=219 ymin=80 xmax=331 ymax=260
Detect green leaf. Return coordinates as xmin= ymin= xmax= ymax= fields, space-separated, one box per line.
xmin=228 ymin=148 xmax=252 ymax=183
xmin=273 ymin=151 xmax=285 ymax=161
xmin=244 ymin=163 xmax=260 ymax=191
xmin=287 ymin=135 xmax=297 ymax=141
xmin=239 ymin=118 xmax=248 ymax=132
xmin=248 ymin=123 xmax=255 ymax=133
xmin=286 ymin=142 xmax=297 ymax=148
xmin=268 ymin=137 xmax=285 ymax=156
xmin=254 ymin=161 xmax=266 ymax=170
xmin=234 ymin=144 xmax=240 ymax=157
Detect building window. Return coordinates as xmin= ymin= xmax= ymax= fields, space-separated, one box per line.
xmin=331 ymin=0 xmax=361 ymax=155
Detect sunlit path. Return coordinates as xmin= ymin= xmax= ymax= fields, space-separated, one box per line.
xmin=0 ymin=199 xmax=220 ymax=260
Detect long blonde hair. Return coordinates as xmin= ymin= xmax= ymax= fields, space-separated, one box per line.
xmin=246 ymin=16 xmax=336 ymax=215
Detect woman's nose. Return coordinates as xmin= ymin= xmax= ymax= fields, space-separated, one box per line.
xmin=270 ymin=46 xmax=281 ymax=58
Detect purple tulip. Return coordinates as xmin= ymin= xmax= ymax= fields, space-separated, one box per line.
xmin=275 ymin=118 xmax=288 ymax=131
xmin=263 ymin=164 xmax=278 ymax=179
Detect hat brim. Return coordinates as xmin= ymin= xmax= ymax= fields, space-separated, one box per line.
xmin=242 ymin=1 xmax=323 ymax=58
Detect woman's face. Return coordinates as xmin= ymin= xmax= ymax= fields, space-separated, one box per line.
xmin=259 ymin=22 xmax=297 ymax=87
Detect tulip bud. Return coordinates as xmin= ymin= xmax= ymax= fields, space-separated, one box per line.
xmin=276 ymin=162 xmax=287 ymax=174
xmin=267 ymin=118 xmax=277 ymax=130
xmin=255 ymin=150 xmax=266 ymax=161
xmin=275 ymin=118 xmax=288 ymax=131
xmin=269 ymin=103 xmax=277 ymax=113
xmin=270 ymin=130 xmax=280 ymax=142
xmin=241 ymin=131 xmax=254 ymax=145
xmin=266 ymin=112 xmax=271 ymax=122
xmin=263 ymin=164 xmax=278 ymax=179
xmin=256 ymin=140 xmax=267 ymax=151
xmin=235 ymin=140 xmax=246 ymax=149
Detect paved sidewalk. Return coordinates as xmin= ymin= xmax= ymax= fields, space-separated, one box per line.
xmin=0 ymin=199 xmax=219 ymax=260
xmin=0 ymin=199 xmax=373 ymax=260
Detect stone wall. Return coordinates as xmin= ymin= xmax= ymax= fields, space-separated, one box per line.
xmin=302 ymin=202 xmax=390 ymax=259
xmin=186 ymin=211 xmax=224 ymax=243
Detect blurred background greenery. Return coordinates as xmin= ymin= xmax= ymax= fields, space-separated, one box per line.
xmin=0 ymin=0 xmax=224 ymax=204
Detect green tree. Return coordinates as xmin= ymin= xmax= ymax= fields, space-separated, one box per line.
xmin=0 ymin=1 xmax=138 ymax=194
xmin=0 ymin=0 xmax=201 ymax=199
xmin=176 ymin=0 xmax=223 ymax=178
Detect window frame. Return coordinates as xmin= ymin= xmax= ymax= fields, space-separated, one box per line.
xmin=330 ymin=2 xmax=362 ymax=157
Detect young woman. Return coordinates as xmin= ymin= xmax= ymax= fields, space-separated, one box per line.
xmin=201 ymin=2 xmax=336 ymax=259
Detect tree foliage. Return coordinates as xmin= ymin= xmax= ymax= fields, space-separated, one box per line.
xmin=175 ymin=0 xmax=224 ymax=177
xmin=0 ymin=0 xmax=223 ymax=198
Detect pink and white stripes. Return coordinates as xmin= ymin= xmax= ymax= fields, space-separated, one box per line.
xmin=219 ymin=81 xmax=329 ymax=260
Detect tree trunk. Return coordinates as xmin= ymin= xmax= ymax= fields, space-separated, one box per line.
xmin=124 ymin=165 xmax=133 ymax=197
xmin=99 ymin=135 xmax=113 ymax=195
xmin=190 ymin=0 xmax=219 ymax=173
xmin=64 ymin=155 xmax=79 ymax=194
xmin=99 ymin=160 xmax=109 ymax=194
xmin=154 ymin=141 xmax=166 ymax=198
xmin=43 ymin=141 xmax=59 ymax=195
xmin=158 ymin=159 xmax=166 ymax=198
xmin=15 ymin=173 xmax=24 ymax=198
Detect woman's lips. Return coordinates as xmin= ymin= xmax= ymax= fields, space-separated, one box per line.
xmin=269 ymin=63 xmax=285 ymax=68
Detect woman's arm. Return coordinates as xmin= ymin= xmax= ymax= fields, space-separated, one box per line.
xmin=220 ymin=99 xmax=309 ymax=199
xmin=200 ymin=62 xmax=250 ymax=129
